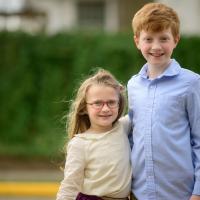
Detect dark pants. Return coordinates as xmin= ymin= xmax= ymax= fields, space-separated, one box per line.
xmin=129 ymin=193 xmax=137 ymax=200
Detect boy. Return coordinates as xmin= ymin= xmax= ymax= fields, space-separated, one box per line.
xmin=127 ymin=3 xmax=200 ymax=200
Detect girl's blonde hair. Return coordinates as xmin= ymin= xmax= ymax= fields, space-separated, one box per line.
xmin=132 ymin=3 xmax=180 ymax=39
xmin=66 ymin=69 xmax=125 ymax=139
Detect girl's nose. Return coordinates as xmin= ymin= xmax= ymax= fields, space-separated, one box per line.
xmin=101 ymin=103 xmax=110 ymax=111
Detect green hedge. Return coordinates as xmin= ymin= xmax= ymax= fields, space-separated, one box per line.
xmin=0 ymin=31 xmax=200 ymax=159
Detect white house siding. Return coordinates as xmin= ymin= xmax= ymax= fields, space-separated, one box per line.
xmin=105 ymin=0 xmax=119 ymax=32
xmin=30 ymin=0 xmax=120 ymax=33
xmin=30 ymin=0 xmax=77 ymax=34
xmin=156 ymin=0 xmax=200 ymax=36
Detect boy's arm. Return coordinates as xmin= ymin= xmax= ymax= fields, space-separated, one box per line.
xmin=187 ymin=77 xmax=200 ymax=196
xmin=128 ymin=110 xmax=133 ymax=149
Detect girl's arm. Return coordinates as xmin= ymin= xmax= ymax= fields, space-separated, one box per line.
xmin=56 ymin=138 xmax=85 ymax=200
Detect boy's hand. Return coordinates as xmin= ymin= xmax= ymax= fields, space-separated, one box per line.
xmin=190 ymin=195 xmax=200 ymax=200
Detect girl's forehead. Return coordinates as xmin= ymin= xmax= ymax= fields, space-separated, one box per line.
xmin=86 ymin=84 xmax=118 ymax=99
xmin=87 ymin=85 xmax=116 ymax=93
xmin=87 ymin=84 xmax=114 ymax=91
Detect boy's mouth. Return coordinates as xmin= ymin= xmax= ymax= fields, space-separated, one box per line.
xmin=150 ymin=52 xmax=164 ymax=57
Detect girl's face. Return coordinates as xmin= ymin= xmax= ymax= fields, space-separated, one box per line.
xmin=85 ymin=84 xmax=119 ymax=133
xmin=134 ymin=28 xmax=179 ymax=69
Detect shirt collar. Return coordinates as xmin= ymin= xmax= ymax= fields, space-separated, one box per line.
xmin=139 ymin=59 xmax=181 ymax=80
xmin=75 ymin=122 xmax=119 ymax=140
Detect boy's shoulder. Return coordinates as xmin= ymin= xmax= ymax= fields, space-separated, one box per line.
xmin=181 ymin=67 xmax=200 ymax=78
xmin=127 ymin=73 xmax=140 ymax=84
xmin=179 ymin=67 xmax=200 ymax=86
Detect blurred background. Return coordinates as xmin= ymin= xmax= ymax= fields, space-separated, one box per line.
xmin=0 ymin=0 xmax=200 ymax=199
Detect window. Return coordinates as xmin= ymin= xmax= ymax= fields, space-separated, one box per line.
xmin=77 ymin=1 xmax=105 ymax=29
xmin=0 ymin=0 xmax=25 ymax=13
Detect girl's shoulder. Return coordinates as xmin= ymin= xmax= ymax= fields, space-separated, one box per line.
xmin=74 ymin=131 xmax=108 ymax=140
xmin=67 ymin=136 xmax=86 ymax=150
xmin=118 ymin=115 xmax=132 ymax=135
xmin=119 ymin=115 xmax=131 ymax=127
xmin=70 ymin=134 xmax=87 ymax=143
xmin=119 ymin=114 xmax=129 ymax=122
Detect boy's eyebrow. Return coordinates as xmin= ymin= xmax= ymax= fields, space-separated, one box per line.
xmin=143 ymin=35 xmax=151 ymax=38
xmin=142 ymin=35 xmax=152 ymax=39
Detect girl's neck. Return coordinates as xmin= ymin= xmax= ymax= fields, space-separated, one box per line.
xmin=87 ymin=126 xmax=113 ymax=134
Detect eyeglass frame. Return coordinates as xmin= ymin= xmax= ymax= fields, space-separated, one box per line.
xmin=86 ymin=100 xmax=119 ymax=110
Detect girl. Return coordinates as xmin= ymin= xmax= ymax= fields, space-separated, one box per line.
xmin=56 ymin=69 xmax=132 ymax=200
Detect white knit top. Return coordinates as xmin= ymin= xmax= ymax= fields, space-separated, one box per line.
xmin=56 ymin=116 xmax=132 ymax=200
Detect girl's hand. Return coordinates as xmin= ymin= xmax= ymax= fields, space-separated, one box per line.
xmin=190 ymin=195 xmax=200 ymax=200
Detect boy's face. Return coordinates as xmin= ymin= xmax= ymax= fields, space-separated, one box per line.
xmin=134 ymin=28 xmax=179 ymax=68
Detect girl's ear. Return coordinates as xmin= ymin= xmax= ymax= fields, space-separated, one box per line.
xmin=134 ymin=35 xmax=140 ymax=49
xmin=79 ymin=108 xmax=88 ymax=115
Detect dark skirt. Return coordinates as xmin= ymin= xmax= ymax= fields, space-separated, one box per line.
xmin=76 ymin=192 xmax=103 ymax=200
xmin=76 ymin=192 xmax=129 ymax=200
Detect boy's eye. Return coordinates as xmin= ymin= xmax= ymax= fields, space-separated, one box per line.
xmin=160 ymin=37 xmax=168 ymax=41
xmin=144 ymin=38 xmax=152 ymax=42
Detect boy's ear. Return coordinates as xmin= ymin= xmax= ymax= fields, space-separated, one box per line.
xmin=134 ymin=35 xmax=140 ymax=49
xmin=174 ymin=35 xmax=180 ymax=47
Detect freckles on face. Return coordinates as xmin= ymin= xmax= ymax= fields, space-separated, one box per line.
xmin=134 ymin=29 xmax=179 ymax=67
xmin=135 ymin=29 xmax=178 ymax=49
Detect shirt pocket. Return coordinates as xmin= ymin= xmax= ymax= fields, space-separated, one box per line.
xmin=154 ymin=94 xmax=184 ymax=125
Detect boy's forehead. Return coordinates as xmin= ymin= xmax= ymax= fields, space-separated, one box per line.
xmin=136 ymin=28 xmax=179 ymax=42
xmin=144 ymin=23 xmax=171 ymax=32
xmin=137 ymin=26 xmax=174 ymax=37
xmin=141 ymin=28 xmax=173 ymax=35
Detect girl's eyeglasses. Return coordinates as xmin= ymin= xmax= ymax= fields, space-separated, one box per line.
xmin=86 ymin=100 xmax=119 ymax=110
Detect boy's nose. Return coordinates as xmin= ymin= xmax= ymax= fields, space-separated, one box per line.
xmin=152 ymin=41 xmax=161 ymax=50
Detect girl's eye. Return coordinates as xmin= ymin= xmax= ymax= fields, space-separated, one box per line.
xmin=108 ymin=100 xmax=117 ymax=107
xmin=94 ymin=101 xmax=102 ymax=107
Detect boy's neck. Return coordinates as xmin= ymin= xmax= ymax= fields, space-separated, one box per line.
xmin=147 ymin=60 xmax=172 ymax=79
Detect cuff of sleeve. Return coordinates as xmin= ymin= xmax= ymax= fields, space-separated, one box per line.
xmin=193 ymin=180 xmax=200 ymax=195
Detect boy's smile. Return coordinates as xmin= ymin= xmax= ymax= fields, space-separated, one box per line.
xmin=134 ymin=28 xmax=179 ymax=77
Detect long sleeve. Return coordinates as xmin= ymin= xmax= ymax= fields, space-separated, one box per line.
xmin=186 ymin=77 xmax=200 ymax=195
xmin=56 ymin=138 xmax=85 ymax=200
xmin=127 ymin=60 xmax=200 ymax=200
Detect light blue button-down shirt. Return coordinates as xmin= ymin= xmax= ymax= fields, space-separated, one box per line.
xmin=127 ymin=59 xmax=200 ymax=200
